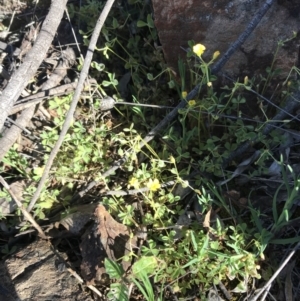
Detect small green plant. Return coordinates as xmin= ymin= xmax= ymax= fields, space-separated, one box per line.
xmin=105 ymin=258 xmax=129 ymax=301
xmin=2 ymin=146 xmax=30 ymax=177
xmin=250 ymin=156 xmax=300 ymax=255
xmin=102 ymin=152 xmax=262 ymax=297
xmin=2 ymin=1 xmax=300 ymax=299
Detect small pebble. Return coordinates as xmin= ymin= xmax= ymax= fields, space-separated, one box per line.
xmin=100 ymin=96 xmax=116 ymax=111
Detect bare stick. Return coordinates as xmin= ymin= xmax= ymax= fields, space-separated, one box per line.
xmin=11 ymin=80 xmax=96 ymax=114
xmin=0 ymin=0 xmax=68 ymax=139
xmin=0 ymin=176 xmax=47 ymax=240
xmin=27 ymin=0 xmax=116 ymax=213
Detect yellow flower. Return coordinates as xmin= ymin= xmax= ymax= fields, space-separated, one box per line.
xmin=212 ymin=50 xmax=220 ymax=60
xmin=169 ymin=155 xmax=176 ymax=164
xmin=129 ymin=177 xmax=139 ymax=189
xmin=188 ymin=100 xmax=196 ymax=107
xmin=181 ymin=91 xmax=187 ymax=99
xmin=207 ymin=82 xmax=212 ymax=87
xmin=193 ymin=44 xmax=206 ymax=57
xmin=147 ymin=179 xmax=161 ymax=192
xmin=244 ymin=76 xmax=248 ymax=85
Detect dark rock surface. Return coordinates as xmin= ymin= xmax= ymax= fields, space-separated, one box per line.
xmin=152 ymin=0 xmax=300 ymax=78
xmin=1 ymin=239 xmax=92 ymax=301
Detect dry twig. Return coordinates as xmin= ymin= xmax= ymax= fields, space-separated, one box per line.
xmin=0 ymin=0 xmax=68 ymax=156
xmin=67 ymin=268 xmax=104 ymax=299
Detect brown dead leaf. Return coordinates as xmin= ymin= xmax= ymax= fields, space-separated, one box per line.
xmin=239 ymin=197 xmax=248 ymax=206
xmin=80 ymin=205 xmax=138 ymax=285
xmin=105 ymin=119 xmax=113 ymax=129
xmin=225 ymin=190 xmax=240 ymax=200
xmin=203 ymin=207 xmax=211 ymax=229
xmin=224 ymin=190 xmax=248 ymax=208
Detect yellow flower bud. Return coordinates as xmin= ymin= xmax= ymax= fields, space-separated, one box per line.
xmin=169 ymin=156 xmax=176 ymax=164
xmin=212 ymin=51 xmax=220 ymax=60
xmin=181 ymin=91 xmax=187 ymax=99
xmin=188 ymin=100 xmax=196 ymax=106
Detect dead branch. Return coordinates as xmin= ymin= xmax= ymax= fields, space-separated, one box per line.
xmin=10 ymin=82 xmax=78 ymax=114
xmin=0 ymin=47 xmax=77 ymax=158
xmin=41 ymin=48 xmax=76 ymax=90
xmin=0 ymin=0 xmax=68 ymax=158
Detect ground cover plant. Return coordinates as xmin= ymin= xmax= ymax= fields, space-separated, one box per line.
xmin=1 ymin=0 xmax=300 ymax=300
